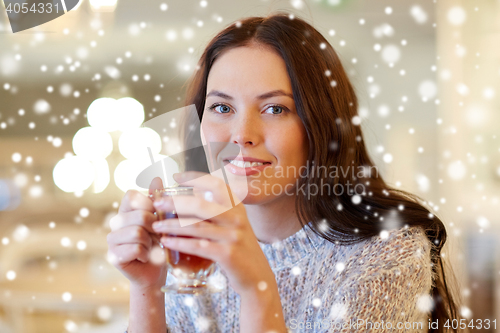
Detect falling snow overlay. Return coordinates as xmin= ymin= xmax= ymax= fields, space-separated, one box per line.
xmin=0 ymin=0 xmax=496 ymax=331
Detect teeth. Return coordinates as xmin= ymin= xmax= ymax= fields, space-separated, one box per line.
xmin=229 ymin=160 xmax=265 ymax=168
xmin=229 ymin=160 xmax=245 ymax=168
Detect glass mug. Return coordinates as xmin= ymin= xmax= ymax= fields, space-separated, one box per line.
xmin=150 ymin=186 xmax=220 ymax=294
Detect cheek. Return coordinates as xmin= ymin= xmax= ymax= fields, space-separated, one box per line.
xmin=270 ymin=126 xmax=308 ymax=164
xmin=201 ymin=120 xmax=227 ymax=143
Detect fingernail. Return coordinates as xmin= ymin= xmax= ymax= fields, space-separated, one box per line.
xmin=152 ymin=222 xmax=161 ymax=229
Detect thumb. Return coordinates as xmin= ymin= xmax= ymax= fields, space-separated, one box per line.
xmin=149 ymin=177 xmax=164 ymax=195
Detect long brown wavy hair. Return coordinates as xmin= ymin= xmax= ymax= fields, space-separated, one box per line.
xmin=181 ymin=12 xmax=462 ymax=332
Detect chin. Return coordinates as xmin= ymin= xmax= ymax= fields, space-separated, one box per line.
xmin=240 ymin=191 xmax=282 ymax=205
xmin=240 ymin=195 xmax=264 ymax=205
xmin=227 ymin=179 xmax=298 ymax=206
xmin=230 ymin=188 xmax=262 ymax=205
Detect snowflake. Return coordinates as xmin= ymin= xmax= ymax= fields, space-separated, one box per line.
xmin=329 ymin=302 xmax=347 ymax=321
xmin=194 ymin=316 xmax=211 ymax=331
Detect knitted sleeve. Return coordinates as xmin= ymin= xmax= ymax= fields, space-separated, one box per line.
xmin=313 ymin=226 xmax=436 ymax=333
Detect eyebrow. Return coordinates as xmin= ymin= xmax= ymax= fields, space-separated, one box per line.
xmin=206 ymin=89 xmax=294 ymax=100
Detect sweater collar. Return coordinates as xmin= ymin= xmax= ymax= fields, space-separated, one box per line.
xmin=257 ymin=221 xmax=327 ymax=270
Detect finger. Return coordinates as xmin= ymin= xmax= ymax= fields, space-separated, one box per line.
xmin=107 ymin=226 xmax=154 ymax=249
xmin=152 ymin=220 xmax=232 ymax=241
xmin=149 ymin=177 xmax=164 ymax=195
xmin=109 ymin=243 xmax=150 ymax=265
xmin=153 ymin=195 xmax=231 ymax=226
xmin=173 ymin=172 xmax=232 ymax=206
xmin=119 ymin=190 xmax=154 ymax=214
xmin=154 ymin=217 xmax=211 ymax=228
xmin=109 ymin=210 xmax=157 ymax=232
xmin=160 ymin=235 xmax=224 ymax=262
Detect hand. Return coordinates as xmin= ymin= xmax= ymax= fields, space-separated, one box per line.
xmin=106 ymin=177 xmax=168 ymax=289
xmin=152 ymin=171 xmax=276 ymax=297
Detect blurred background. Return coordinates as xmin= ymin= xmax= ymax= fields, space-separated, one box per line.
xmin=0 ymin=0 xmax=499 ymax=332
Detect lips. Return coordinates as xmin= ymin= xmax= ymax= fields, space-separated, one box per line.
xmin=222 ymin=156 xmax=272 ymax=176
xmin=223 ymin=156 xmax=271 ymax=163
xmin=228 ymin=160 xmax=269 ymax=168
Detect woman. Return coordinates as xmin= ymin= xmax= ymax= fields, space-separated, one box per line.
xmin=107 ymin=13 xmax=461 ymax=333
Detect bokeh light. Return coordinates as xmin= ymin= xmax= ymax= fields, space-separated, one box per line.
xmin=118 ymin=127 xmax=162 ymax=160
xmin=53 ymin=156 xmax=95 ymax=192
xmin=87 ymin=98 xmax=119 ymax=132
xmin=72 ymin=126 xmax=113 ymax=160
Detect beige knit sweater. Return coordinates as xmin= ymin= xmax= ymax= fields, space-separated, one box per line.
xmin=141 ymin=223 xmax=436 ymax=332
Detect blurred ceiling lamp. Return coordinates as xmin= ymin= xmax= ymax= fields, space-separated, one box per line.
xmin=115 ymin=127 xmax=177 ymax=192
xmin=114 ymin=154 xmax=178 ymax=193
xmin=73 ymin=127 xmax=113 ymax=160
xmin=87 ymin=97 xmax=144 ymax=132
xmin=90 ymin=159 xmax=110 ymax=193
xmin=118 ymin=128 xmax=162 ymax=160
xmin=116 ymin=97 xmax=145 ymax=131
xmin=54 ymin=96 xmax=160 ymax=194
xmin=89 ymin=0 xmax=118 ymax=12
xmin=87 ymin=98 xmax=118 ymax=132
xmin=114 ymin=159 xmax=146 ymax=193
xmin=53 ymin=156 xmax=95 ymax=193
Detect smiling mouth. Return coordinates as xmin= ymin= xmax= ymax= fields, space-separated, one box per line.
xmin=224 ymin=160 xmax=272 ymax=168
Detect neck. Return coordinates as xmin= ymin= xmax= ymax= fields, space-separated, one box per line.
xmin=244 ymin=194 xmax=304 ymax=244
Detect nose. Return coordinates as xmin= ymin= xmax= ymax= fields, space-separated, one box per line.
xmin=230 ymin=111 xmax=261 ymax=147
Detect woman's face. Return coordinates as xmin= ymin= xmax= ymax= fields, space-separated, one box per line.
xmin=201 ymin=43 xmax=308 ymax=204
